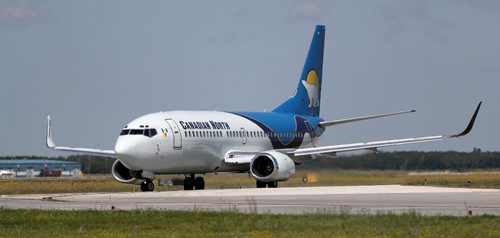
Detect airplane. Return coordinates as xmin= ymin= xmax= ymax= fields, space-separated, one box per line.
xmin=46 ymin=25 xmax=481 ymax=192
xmin=0 ymin=170 xmax=14 ymax=176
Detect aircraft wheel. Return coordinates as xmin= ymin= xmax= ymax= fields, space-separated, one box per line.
xmin=194 ymin=177 xmax=205 ymax=190
xmin=183 ymin=177 xmax=194 ymax=190
xmin=267 ymin=181 xmax=278 ymax=188
xmin=256 ymin=180 xmax=266 ymax=188
xmin=141 ymin=179 xmax=154 ymax=192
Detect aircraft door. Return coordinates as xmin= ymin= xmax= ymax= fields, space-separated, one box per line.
xmin=240 ymin=127 xmax=247 ymax=145
xmin=165 ymin=119 xmax=182 ymax=150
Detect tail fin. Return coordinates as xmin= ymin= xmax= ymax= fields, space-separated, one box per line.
xmin=273 ymin=25 xmax=325 ymax=117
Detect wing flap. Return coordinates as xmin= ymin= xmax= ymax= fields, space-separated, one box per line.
xmin=293 ymin=136 xmax=444 ymax=156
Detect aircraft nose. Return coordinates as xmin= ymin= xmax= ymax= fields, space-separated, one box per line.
xmin=114 ymin=137 xmax=140 ymax=167
xmin=114 ymin=140 xmax=128 ymax=156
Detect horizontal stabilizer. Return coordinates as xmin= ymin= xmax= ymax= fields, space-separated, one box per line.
xmin=319 ymin=110 xmax=415 ymax=127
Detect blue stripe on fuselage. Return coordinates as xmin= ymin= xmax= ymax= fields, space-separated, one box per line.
xmin=229 ymin=112 xmax=324 ymax=149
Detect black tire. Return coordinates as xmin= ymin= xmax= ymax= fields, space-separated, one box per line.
xmin=141 ymin=179 xmax=154 ymax=192
xmin=256 ymin=180 xmax=266 ymax=188
xmin=267 ymin=181 xmax=278 ymax=188
xmin=194 ymin=177 xmax=205 ymax=190
xmin=183 ymin=177 xmax=194 ymax=190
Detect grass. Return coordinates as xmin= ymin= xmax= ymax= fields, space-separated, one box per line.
xmin=1 ymin=170 xmax=500 ymax=195
xmin=0 ymin=209 xmax=498 ymax=238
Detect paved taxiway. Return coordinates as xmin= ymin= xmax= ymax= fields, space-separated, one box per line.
xmin=2 ymin=185 xmax=499 ymax=216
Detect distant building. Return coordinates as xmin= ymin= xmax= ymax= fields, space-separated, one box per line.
xmin=0 ymin=160 xmax=81 ymax=178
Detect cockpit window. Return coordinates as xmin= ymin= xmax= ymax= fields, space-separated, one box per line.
xmin=120 ymin=129 xmax=130 ymax=135
xmin=144 ymin=128 xmax=157 ymax=137
xmin=120 ymin=128 xmax=157 ymax=137
xmin=129 ymin=129 xmax=144 ymax=135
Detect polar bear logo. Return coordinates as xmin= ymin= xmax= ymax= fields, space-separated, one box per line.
xmin=301 ymin=70 xmax=320 ymax=108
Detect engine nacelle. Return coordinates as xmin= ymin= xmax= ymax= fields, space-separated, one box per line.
xmin=250 ymin=151 xmax=296 ymax=182
xmin=111 ymin=160 xmax=143 ymax=185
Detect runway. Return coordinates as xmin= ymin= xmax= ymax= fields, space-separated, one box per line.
xmin=2 ymin=185 xmax=500 ymax=216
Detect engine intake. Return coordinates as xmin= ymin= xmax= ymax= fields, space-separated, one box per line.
xmin=250 ymin=151 xmax=295 ymax=182
xmin=111 ymin=160 xmax=143 ymax=185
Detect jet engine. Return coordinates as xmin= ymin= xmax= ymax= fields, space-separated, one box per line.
xmin=250 ymin=151 xmax=296 ymax=182
xmin=111 ymin=160 xmax=143 ymax=184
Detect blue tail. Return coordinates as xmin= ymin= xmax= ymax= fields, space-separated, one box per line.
xmin=273 ymin=25 xmax=325 ymax=117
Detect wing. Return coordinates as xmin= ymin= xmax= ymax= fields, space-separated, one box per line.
xmin=291 ymin=102 xmax=482 ymax=157
xmin=46 ymin=116 xmax=116 ymax=157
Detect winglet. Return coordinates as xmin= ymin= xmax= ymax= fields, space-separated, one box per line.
xmin=46 ymin=115 xmax=56 ymax=148
xmin=450 ymin=101 xmax=482 ymax=138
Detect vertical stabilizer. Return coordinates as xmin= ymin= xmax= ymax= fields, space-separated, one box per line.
xmin=273 ymin=25 xmax=325 ymax=117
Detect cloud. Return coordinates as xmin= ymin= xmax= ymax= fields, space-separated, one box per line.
xmin=424 ymin=21 xmax=459 ymax=42
xmin=380 ymin=0 xmax=429 ymax=20
xmin=460 ymin=0 xmax=500 ymax=13
xmin=0 ymin=0 xmax=45 ymax=25
xmin=291 ymin=0 xmax=333 ymax=22
xmin=378 ymin=0 xmax=458 ymax=42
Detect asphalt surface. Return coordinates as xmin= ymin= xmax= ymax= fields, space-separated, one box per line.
xmin=1 ymin=185 xmax=499 ymax=216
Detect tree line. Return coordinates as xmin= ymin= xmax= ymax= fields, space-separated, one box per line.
xmin=1 ymin=149 xmax=499 ymax=173
xmin=308 ymin=148 xmax=500 ymax=171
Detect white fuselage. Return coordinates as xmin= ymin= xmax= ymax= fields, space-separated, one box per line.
xmin=114 ymin=111 xmax=317 ymax=175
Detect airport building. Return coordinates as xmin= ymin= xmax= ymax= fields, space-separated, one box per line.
xmin=0 ymin=159 xmax=81 ymax=178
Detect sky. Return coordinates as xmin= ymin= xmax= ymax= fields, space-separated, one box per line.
xmin=0 ymin=0 xmax=499 ymax=156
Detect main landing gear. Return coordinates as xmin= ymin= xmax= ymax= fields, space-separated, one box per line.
xmin=183 ymin=174 xmax=205 ymax=190
xmin=256 ymin=180 xmax=278 ymax=188
xmin=140 ymin=179 xmax=155 ymax=192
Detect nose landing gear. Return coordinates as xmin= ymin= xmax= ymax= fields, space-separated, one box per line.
xmin=183 ymin=174 xmax=205 ymax=190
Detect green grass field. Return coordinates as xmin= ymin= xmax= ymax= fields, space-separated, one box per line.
xmin=0 ymin=209 xmax=498 ymax=238
xmin=1 ymin=171 xmax=499 ymax=237
xmin=1 ymin=170 xmax=499 ymax=195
